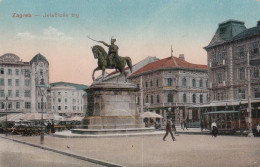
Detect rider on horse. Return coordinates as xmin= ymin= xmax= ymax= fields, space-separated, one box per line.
xmin=98 ymin=38 xmax=119 ymax=67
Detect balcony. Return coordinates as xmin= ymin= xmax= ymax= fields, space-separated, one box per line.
xmin=163 ymin=86 xmax=177 ymax=90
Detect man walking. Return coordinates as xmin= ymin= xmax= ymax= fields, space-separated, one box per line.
xmin=163 ymin=119 xmax=176 ymax=141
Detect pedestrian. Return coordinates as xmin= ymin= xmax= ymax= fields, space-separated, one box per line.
xmin=181 ymin=120 xmax=184 ymax=130
xmin=211 ymin=120 xmax=218 ymax=137
xmin=257 ymin=123 xmax=260 ymax=133
xmin=200 ymin=120 xmax=204 ymax=132
xmin=184 ymin=120 xmax=188 ymax=130
xmin=163 ymin=119 xmax=176 ymax=141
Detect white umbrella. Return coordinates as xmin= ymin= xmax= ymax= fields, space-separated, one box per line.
xmin=140 ymin=112 xmax=163 ymax=118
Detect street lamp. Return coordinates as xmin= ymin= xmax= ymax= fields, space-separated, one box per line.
xmin=37 ymin=77 xmax=47 ymax=144
xmin=5 ymin=96 xmax=8 ymax=136
xmin=246 ymin=50 xmax=253 ymax=137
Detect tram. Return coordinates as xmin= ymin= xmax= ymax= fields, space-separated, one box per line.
xmin=203 ymin=110 xmax=260 ymax=134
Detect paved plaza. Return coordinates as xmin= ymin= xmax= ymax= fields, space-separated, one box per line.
xmin=0 ymin=133 xmax=259 ymax=167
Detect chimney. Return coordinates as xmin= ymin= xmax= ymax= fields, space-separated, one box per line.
xmin=179 ymin=54 xmax=185 ymax=60
xmin=257 ymin=21 xmax=260 ymax=27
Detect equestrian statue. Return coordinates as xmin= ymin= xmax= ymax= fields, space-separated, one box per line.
xmin=89 ymin=37 xmax=133 ymax=82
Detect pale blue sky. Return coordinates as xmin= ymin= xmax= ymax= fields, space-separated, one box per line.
xmin=0 ymin=0 xmax=260 ymax=84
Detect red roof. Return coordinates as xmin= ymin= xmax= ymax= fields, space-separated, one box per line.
xmin=131 ymin=56 xmax=207 ymax=76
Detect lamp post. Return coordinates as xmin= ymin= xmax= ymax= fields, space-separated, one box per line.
xmin=5 ymin=96 xmax=8 ymax=136
xmin=37 ymin=77 xmax=47 ymax=144
xmin=247 ymin=50 xmax=253 ymax=137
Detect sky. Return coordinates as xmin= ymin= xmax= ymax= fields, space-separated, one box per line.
xmin=0 ymin=0 xmax=260 ymax=85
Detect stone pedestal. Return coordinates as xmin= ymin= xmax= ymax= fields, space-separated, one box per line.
xmin=81 ymin=82 xmax=144 ymax=130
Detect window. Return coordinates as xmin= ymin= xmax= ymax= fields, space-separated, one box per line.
xmin=0 ymin=68 xmax=4 ymax=74
xmin=253 ymin=43 xmax=259 ymax=54
xmin=8 ymin=102 xmax=12 ymax=109
xmin=239 ymin=47 xmax=244 ymax=58
xmin=65 ymin=106 xmax=67 ymax=110
xmin=150 ymin=81 xmax=153 ymax=87
xmin=217 ymin=73 xmax=222 ymax=84
xmin=239 ymin=67 xmax=245 ymax=80
xmin=24 ymin=90 xmax=31 ymax=97
xmin=217 ymin=53 xmax=223 ymax=63
xmin=183 ymin=94 xmax=187 ymax=103
xmin=137 ymin=84 xmax=139 ymax=88
xmin=206 ymin=80 xmax=208 ymax=88
xmin=253 ymin=67 xmax=259 ymax=78
xmin=16 ymin=90 xmax=19 ymax=97
xmin=40 ymin=69 xmax=43 ymax=76
xmin=137 ymin=96 xmax=140 ymax=105
xmin=157 ymin=94 xmax=160 ymax=103
xmin=199 ymin=79 xmax=203 ymax=88
xmin=16 ymin=102 xmax=20 ymax=109
xmin=157 ymin=79 xmax=159 ymax=87
xmin=255 ymin=89 xmax=260 ymax=98
xmin=167 ymin=94 xmax=173 ymax=103
xmin=24 ymin=69 xmax=30 ymax=77
xmin=150 ymin=95 xmax=153 ymax=104
xmin=238 ymin=89 xmax=245 ymax=99
xmin=0 ymin=102 xmax=5 ymax=109
xmin=58 ymin=106 xmax=61 ymax=110
xmin=15 ymin=69 xmax=19 ymax=75
xmin=182 ymin=78 xmax=186 ymax=87
xmin=24 ymin=79 xmax=30 ymax=86
xmin=8 ymin=79 xmax=12 ymax=86
xmin=192 ymin=94 xmax=196 ymax=103
xmin=145 ymin=96 xmax=148 ymax=103
xmin=192 ymin=79 xmax=196 ymax=87
xmin=25 ymin=102 xmax=31 ymax=109
xmin=38 ymin=103 xmax=40 ymax=109
xmin=145 ymin=82 xmax=148 ymax=88
xmin=167 ymin=78 xmax=172 ymax=86
xmin=58 ymin=92 xmax=61 ymax=95
xmin=0 ymin=78 xmax=4 ymax=86
xmin=58 ymin=98 xmax=61 ymax=102
xmin=73 ymin=106 xmax=76 ymax=110
xmin=8 ymin=90 xmax=12 ymax=97
xmin=200 ymin=94 xmax=203 ymax=103
xmin=0 ymin=90 xmax=4 ymax=97
xmin=15 ymin=79 xmax=19 ymax=86
xmin=65 ymin=98 xmax=67 ymax=103
xmin=8 ymin=69 xmax=12 ymax=75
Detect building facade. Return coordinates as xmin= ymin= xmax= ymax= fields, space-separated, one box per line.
xmin=0 ymin=53 xmax=49 ymax=115
xmin=201 ymin=19 xmax=260 ymax=129
xmin=128 ymin=55 xmax=208 ymax=125
xmin=50 ymin=82 xmax=88 ymax=116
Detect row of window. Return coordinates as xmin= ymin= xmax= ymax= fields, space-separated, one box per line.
xmin=0 ymin=78 xmax=30 ymax=86
xmin=0 ymin=68 xmax=31 ymax=77
xmin=238 ymin=43 xmax=259 ymax=59
xmin=0 ymin=102 xmax=31 ymax=109
xmin=53 ymin=91 xmax=82 ymax=97
xmin=0 ymin=90 xmax=31 ymax=97
xmin=141 ymin=78 xmax=208 ymax=88
xmin=139 ymin=93 xmax=207 ymax=105
xmin=55 ymin=98 xmax=82 ymax=103
xmin=56 ymin=106 xmax=82 ymax=111
xmin=216 ymin=67 xmax=259 ymax=84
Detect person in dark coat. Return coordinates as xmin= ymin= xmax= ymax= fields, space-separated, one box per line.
xmin=51 ymin=122 xmax=55 ymax=133
xmin=200 ymin=120 xmax=204 ymax=132
xmin=163 ymin=119 xmax=175 ymax=141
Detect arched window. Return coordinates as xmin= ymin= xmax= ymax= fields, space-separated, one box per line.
xmin=167 ymin=78 xmax=172 ymax=86
xmin=199 ymin=79 xmax=203 ymax=88
xmin=167 ymin=93 xmax=173 ymax=103
xmin=183 ymin=93 xmax=187 ymax=103
xmin=192 ymin=79 xmax=196 ymax=87
xmin=150 ymin=95 xmax=153 ymax=104
xmin=182 ymin=78 xmax=186 ymax=87
xmin=192 ymin=94 xmax=196 ymax=103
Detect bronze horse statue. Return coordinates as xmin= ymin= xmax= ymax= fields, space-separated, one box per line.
xmin=91 ymin=45 xmax=132 ymax=81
